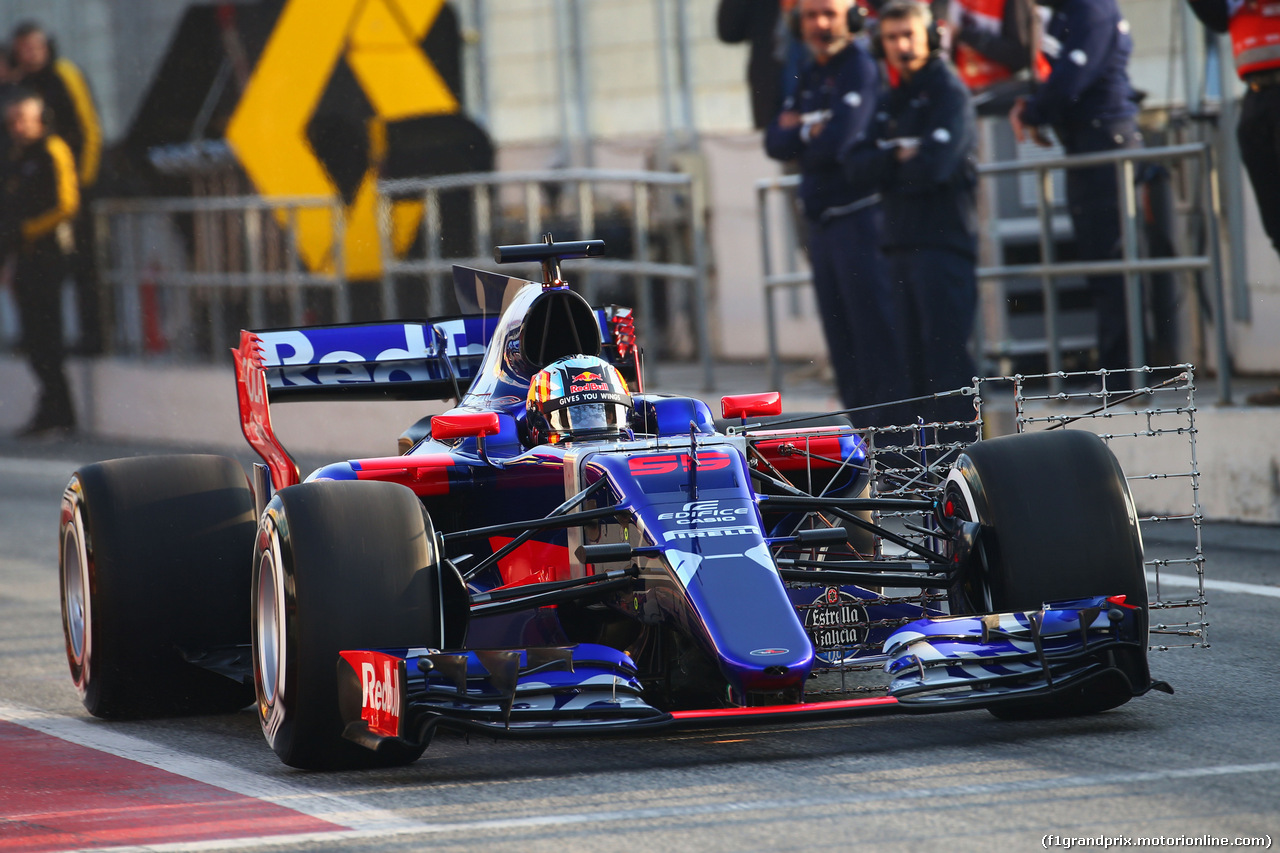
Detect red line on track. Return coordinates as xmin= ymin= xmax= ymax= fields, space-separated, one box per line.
xmin=0 ymin=721 xmax=339 ymax=851
xmin=670 ymin=696 xmax=899 ymax=720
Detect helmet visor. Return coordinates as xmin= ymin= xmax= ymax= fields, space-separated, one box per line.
xmin=548 ymin=402 xmax=630 ymax=439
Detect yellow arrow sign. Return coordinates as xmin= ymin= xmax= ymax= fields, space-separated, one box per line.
xmin=227 ymin=0 xmax=458 ymax=280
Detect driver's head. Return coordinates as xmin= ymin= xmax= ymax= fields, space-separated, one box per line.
xmin=526 ymin=355 xmax=633 ymax=445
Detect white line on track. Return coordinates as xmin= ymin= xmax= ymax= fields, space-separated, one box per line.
xmin=1149 ymin=571 xmax=1280 ymax=599
xmin=47 ymin=757 xmax=1280 ymax=852
xmin=2 ymin=704 xmax=1277 ymax=852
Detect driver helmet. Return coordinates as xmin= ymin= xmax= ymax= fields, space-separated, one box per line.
xmin=526 ymin=355 xmax=633 ymax=445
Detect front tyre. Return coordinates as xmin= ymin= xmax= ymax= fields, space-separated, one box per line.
xmin=253 ymin=480 xmax=440 ymax=769
xmin=944 ymin=430 xmax=1150 ymax=718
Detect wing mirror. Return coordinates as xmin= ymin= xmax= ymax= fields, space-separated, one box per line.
xmin=721 ymin=391 xmax=782 ymax=421
xmin=431 ymin=412 xmax=501 ymax=440
xmin=432 ymin=412 xmax=502 ymax=467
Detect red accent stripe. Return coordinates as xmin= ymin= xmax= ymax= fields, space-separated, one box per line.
xmin=670 ymin=696 xmax=898 ymax=720
xmin=354 ymin=455 xmax=455 ymax=496
xmin=0 ymin=721 xmax=339 ymax=851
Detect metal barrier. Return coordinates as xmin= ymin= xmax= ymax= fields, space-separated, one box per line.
xmin=756 ymin=142 xmax=1232 ymax=405
xmin=96 ymin=195 xmax=348 ymax=357
xmin=376 ymin=167 xmax=714 ymax=390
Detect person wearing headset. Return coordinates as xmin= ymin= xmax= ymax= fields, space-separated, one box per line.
xmin=840 ymin=0 xmax=979 ymax=426
xmin=764 ymin=0 xmax=906 ymax=426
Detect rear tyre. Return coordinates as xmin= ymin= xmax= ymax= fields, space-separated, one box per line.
xmin=944 ymin=430 xmax=1149 ymax=718
xmin=59 ymin=455 xmax=257 ymax=718
xmin=253 ymin=480 xmax=439 ymax=769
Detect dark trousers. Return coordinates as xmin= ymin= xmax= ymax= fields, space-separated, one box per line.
xmin=1059 ymin=119 xmax=1142 ymax=377
xmin=886 ymin=246 xmax=977 ymax=425
xmin=807 ymin=206 xmax=907 ymax=426
xmin=1238 ymin=84 xmax=1280 ymax=256
xmin=14 ymin=242 xmax=75 ymax=428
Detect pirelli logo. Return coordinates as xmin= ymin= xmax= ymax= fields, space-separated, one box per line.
xmin=665 ymin=526 xmax=757 ymax=540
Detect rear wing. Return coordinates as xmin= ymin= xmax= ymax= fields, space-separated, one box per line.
xmin=240 ymin=318 xmax=487 ymax=404
xmin=233 ymin=307 xmax=636 ymax=490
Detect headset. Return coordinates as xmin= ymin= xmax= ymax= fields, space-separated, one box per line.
xmin=788 ymin=0 xmax=870 ymax=39
xmin=867 ymin=0 xmax=943 ymax=60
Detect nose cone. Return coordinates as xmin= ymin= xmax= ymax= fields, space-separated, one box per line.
xmin=670 ymin=545 xmax=815 ymax=701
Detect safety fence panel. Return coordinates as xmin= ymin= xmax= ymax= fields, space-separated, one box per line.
xmin=95 ymin=195 xmax=347 ymax=359
xmin=755 ymin=143 xmax=1232 ymax=406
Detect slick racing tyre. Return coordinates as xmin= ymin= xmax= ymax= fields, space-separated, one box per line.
xmin=943 ymin=430 xmax=1148 ymax=718
xmin=253 ymin=480 xmax=440 ymax=769
xmin=59 ymin=455 xmax=257 ymax=718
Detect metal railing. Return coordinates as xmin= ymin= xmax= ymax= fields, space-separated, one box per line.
xmin=93 ymin=167 xmax=714 ymax=383
xmin=756 ymin=142 xmax=1232 ymax=405
xmin=375 ymin=167 xmax=714 ymax=390
xmin=96 ymin=194 xmax=348 ymax=357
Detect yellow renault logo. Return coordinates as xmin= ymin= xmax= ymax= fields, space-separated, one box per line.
xmin=227 ymin=0 xmax=458 ymax=279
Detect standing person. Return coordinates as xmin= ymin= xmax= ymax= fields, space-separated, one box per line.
xmin=717 ymin=0 xmax=807 ymax=130
xmin=1185 ymin=0 xmax=1280 ymax=405
xmin=841 ymin=0 xmax=979 ymax=425
xmin=1 ymin=90 xmax=80 ymax=435
xmin=10 ymin=22 xmax=103 ymax=355
xmin=765 ymin=0 xmax=906 ymax=424
xmin=1008 ymin=0 xmax=1142 ymax=385
xmin=1185 ymin=0 xmax=1280 ymax=258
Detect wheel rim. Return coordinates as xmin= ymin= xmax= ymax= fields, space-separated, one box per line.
xmin=60 ymin=488 xmax=91 ymax=671
xmin=943 ymin=468 xmax=993 ymax=613
xmin=255 ymin=536 xmax=285 ymax=707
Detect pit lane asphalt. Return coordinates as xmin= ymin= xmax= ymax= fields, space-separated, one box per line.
xmin=2 ymin=438 xmax=1278 ymax=852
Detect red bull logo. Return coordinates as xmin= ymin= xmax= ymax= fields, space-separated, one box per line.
xmin=569 ymin=369 xmax=610 ymax=394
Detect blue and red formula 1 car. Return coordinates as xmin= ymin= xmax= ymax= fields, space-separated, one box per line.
xmin=58 ymin=237 xmax=1170 ymax=769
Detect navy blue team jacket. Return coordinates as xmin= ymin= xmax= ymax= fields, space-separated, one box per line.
xmin=840 ymin=52 xmax=978 ymax=259
xmin=765 ymin=40 xmax=881 ymax=222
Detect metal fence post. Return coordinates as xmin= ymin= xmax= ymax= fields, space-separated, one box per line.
xmin=1119 ymin=157 xmax=1146 ymax=373
xmin=425 ymin=188 xmax=442 ymax=317
xmin=1202 ymin=145 xmax=1233 ymax=405
xmin=577 ymin=179 xmax=595 ymax=303
xmin=759 ymin=182 xmax=783 ymax=392
xmin=690 ymin=171 xmax=714 ymax=391
xmin=524 ymin=182 xmax=541 ymax=242
xmin=376 ymin=189 xmax=397 ymax=319
xmin=285 ymin=205 xmax=304 ymax=327
xmin=245 ymin=206 xmax=265 ymax=329
xmin=93 ymin=204 xmax=114 ymax=354
xmin=332 ymin=201 xmax=350 ymax=324
xmin=1035 ymin=165 xmax=1062 ymax=394
xmin=633 ymin=181 xmax=654 ymax=379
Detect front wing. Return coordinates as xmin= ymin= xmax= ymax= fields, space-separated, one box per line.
xmin=335 ymin=596 xmax=1164 ymax=753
